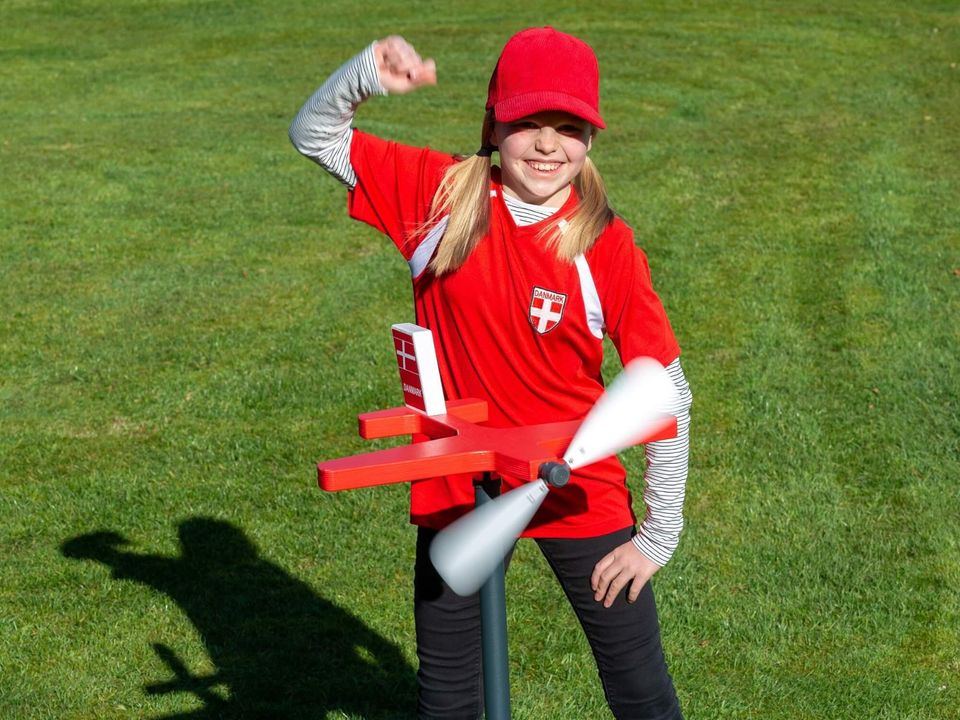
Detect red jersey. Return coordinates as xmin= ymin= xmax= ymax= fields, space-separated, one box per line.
xmin=348 ymin=130 xmax=679 ymax=538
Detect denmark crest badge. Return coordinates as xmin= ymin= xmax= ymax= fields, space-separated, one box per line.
xmin=528 ymin=286 xmax=567 ymax=334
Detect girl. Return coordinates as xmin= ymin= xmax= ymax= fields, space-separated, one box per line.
xmin=290 ymin=27 xmax=692 ymax=720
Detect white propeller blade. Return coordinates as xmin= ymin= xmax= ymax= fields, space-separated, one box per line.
xmin=429 ymin=480 xmax=549 ymax=596
xmin=563 ymin=357 xmax=677 ymax=470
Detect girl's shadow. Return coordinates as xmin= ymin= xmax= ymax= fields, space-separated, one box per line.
xmin=61 ymin=517 xmax=416 ymax=719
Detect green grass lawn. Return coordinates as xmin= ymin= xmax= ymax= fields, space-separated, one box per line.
xmin=2 ymin=1 xmax=958 ymax=718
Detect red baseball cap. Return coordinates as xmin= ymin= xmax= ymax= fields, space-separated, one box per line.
xmin=486 ymin=27 xmax=605 ymax=130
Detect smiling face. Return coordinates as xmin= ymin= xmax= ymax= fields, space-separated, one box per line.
xmin=491 ymin=111 xmax=594 ymax=207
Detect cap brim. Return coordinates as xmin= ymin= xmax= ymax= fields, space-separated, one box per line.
xmin=493 ymin=91 xmax=605 ymax=129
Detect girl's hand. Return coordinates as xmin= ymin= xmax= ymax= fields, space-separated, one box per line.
xmin=374 ymin=36 xmax=437 ymax=94
xmin=591 ymin=539 xmax=661 ymax=608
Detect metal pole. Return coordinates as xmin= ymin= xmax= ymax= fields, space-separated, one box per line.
xmin=475 ymin=474 xmax=511 ymax=720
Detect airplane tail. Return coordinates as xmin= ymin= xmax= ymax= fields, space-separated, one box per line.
xmin=391 ymin=323 xmax=446 ymax=416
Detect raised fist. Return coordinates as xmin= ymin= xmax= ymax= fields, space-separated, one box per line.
xmin=374 ymin=35 xmax=437 ymax=94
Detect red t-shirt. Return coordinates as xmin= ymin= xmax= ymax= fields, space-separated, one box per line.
xmin=348 ymin=130 xmax=679 ymax=538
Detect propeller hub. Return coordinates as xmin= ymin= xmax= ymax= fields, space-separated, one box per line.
xmin=538 ymin=462 xmax=570 ymax=488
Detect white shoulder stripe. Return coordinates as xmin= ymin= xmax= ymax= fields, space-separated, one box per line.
xmin=408 ymin=216 xmax=449 ymax=279
xmin=574 ymin=254 xmax=604 ymax=339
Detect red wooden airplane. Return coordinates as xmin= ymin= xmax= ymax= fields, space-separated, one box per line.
xmin=317 ymin=323 xmax=676 ymax=492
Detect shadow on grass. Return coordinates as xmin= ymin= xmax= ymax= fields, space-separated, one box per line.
xmin=61 ymin=517 xmax=416 ymax=719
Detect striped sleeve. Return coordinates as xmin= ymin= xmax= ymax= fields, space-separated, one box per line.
xmin=631 ymin=358 xmax=692 ymax=566
xmin=288 ymin=42 xmax=385 ymax=188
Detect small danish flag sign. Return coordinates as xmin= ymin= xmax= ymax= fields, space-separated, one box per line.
xmin=529 ymin=286 xmax=567 ymax=334
xmin=392 ymin=323 xmax=447 ymax=416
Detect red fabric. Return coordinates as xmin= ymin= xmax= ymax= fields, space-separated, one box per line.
xmin=348 ymin=130 xmax=678 ymax=538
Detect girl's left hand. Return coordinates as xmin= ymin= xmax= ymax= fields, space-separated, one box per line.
xmin=591 ymin=539 xmax=661 ymax=608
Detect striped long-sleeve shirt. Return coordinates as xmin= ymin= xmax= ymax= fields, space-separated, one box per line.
xmin=290 ymin=45 xmax=693 ymax=566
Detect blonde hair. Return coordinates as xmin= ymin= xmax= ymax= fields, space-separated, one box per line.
xmin=423 ymin=113 xmax=615 ymax=275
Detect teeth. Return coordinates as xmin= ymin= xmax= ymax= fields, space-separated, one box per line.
xmin=529 ymin=161 xmax=560 ymax=171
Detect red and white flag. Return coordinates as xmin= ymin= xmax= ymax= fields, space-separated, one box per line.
xmin=529 ymin=286 xmax=567 ymax=334
xmin=391 ymin=323 xmax=446 ymax=416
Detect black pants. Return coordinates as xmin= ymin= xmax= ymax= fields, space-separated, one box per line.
xmin=414 ymin=526 xmax=683 ymax=720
